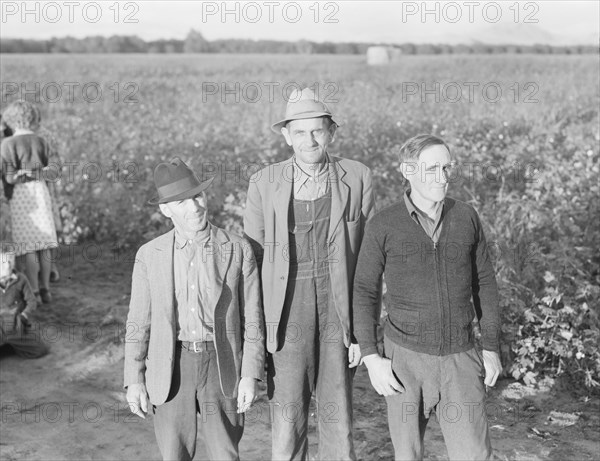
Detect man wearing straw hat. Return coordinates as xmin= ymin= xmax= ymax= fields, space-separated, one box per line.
xmin=244 ymin=88 xmax=376 ymax=460
xmin=124 ymin=158 xmax=265 ymax=461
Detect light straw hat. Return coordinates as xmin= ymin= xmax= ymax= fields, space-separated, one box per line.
xmin=271 ymin=87 xmax=340 ymax=133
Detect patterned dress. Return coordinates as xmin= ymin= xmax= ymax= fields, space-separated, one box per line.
xmin=37 ymin=127 xmax=63 ymax=234
xmin=0 ymin=134 xmax=57 ymax=256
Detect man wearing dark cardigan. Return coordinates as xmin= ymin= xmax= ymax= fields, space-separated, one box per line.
xmin=353 ymin=134 xmax=502 ymax=460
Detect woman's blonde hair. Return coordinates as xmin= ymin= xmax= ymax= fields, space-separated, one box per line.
xmin=2 ymin=100 xmax=39 ymax=130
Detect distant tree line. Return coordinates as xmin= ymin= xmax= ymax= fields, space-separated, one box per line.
xmin=1 ymin=30 xmax=598 ymax=54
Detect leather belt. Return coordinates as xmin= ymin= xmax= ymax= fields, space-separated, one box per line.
xmin=177 ymin=340 xmax=214 ymax=353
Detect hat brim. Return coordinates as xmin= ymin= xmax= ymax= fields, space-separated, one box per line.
xmin=148 ymin=175 xmax=215 ymax=205
xmin=271 ymin=113 xmax=341 ymax=133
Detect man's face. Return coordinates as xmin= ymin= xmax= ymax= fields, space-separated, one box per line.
xmin=402 ymin=144 xmax=453 ymax=206
xmin=159 ymin=192 xmax=208 ymax=236
xmin=281 ymin=117 xmax=335 ymax=164
xmin=0 ymin=254 xmax=15 ymax=280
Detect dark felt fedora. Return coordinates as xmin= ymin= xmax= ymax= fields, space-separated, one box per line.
xmin=148 ymin=157 xmax=214 ymax=205
xmin=271 ymin=87 xmax=340 ymax=133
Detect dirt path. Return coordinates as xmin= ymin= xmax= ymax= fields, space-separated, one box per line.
xmin=1 ymin=245 xmax=598 ymax=460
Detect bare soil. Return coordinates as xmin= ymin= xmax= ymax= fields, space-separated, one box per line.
xmin=1 ymin=245 xmax=598 ymax=460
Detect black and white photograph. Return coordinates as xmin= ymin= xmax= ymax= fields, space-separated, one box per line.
xmin=0 ymin=1 xmax=599 ymax=460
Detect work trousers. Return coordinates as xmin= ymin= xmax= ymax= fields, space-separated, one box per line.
xmin=384 ymin=336 xmax=492 ymax=461
xmin=153 ymin=343 xmax=243 ymax=461
xmin=268 ymin=193 xmax=355 ymax=461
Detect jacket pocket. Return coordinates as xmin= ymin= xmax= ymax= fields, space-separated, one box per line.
xmin=289 ymin=222 xmax=313 ymax=234
xmin=346 ymin=217 xmax=360 ymax=228
xmin=469 ymin=347 xmax=485 ymax=377
xmin=288 ymin=222 xmax=313 ymax=263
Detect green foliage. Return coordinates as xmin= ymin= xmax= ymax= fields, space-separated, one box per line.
xmin=513 ymin=277 xmax=600 ymax=389
xmin=1 ymin=54 xmax=598 ymax=391
xmin=2 ymin=34 xmax=598 ymax=55
xmin=489 ymin=141 xmax=600 ymax=391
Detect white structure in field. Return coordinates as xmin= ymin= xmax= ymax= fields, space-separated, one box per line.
xmin=366 ymin=46 xmax=402 ymax=65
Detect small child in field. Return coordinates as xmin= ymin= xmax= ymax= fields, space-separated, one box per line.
xmin=0 ymin=249 xmax=48 ymax=358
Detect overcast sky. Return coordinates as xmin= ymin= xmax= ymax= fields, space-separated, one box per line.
xmin=1 ymin=1 xmax=598 ymax=45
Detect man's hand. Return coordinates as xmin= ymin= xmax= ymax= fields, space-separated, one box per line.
xmin=482 ymin=350 xmax=502 ymax=388
xmin=237 ymin=377 xmax=258 ymax=413
xmin=348 ymin=343 xmax=361 ymax=368
xmin=126 ymin=383 xmax=149 ymax=419
xmin=362 ymin=354 xmax=404 ymax=396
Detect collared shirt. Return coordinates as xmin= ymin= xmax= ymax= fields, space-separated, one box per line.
xmin=292 ymin=155 xmax=329 ymax=200
xmin=403 ymin=190 xmax=445 ymax=244
xmin=0 ymin=270 xmax=36 ymax=318
xmin=173 ymin=227 xmax=214 ymax=342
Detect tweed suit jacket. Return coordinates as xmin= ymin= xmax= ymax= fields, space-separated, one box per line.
xmin=243 ymin=155 xmax=375 ymax=353
xmin=123 ymin=224 xmax=265 ymax=405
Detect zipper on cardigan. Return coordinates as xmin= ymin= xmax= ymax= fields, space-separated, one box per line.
xmin=434 ymin=241 xmax=443 ymax=355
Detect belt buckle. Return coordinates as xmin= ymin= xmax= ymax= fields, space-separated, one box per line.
xmin=192 ymin=341 xmax=203 ymax=353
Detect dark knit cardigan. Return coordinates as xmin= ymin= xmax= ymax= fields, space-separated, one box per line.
xmin=353 ymin=197 xmax=500 ymax=356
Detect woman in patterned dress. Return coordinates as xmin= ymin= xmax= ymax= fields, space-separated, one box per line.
xmin=1 ymin=101 xmax=58 ymax=304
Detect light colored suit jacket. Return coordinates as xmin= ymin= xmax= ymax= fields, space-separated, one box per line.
xmin=243 ymin=155 xmax=375 ymax=353
xmin=123 ymin=224 xmax=265 ymax=405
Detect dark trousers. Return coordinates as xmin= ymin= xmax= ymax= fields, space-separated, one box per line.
xmin=153 ymin=344 xmax=243 ymax=461
xmin=384 ymin=336 xmax=492 ymax=461
xmin=0 ymin=322 xmax=48 ymax=358
xmin=268 ymin=267 xmax=355 ymax=461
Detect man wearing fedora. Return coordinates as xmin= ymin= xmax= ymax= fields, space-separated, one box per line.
xmin=244 ymin=88 xmax=376 ymax=460
xmin=124 ymin=158 xmax=265 ymax=461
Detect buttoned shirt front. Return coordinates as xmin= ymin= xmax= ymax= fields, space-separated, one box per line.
xmin=292 ymin=155 xmax=330 ymax=200
xmin=173 ymin=228 xmax=214 ymax=342
xmin=403 ymin=190 xmax=445 ymax=244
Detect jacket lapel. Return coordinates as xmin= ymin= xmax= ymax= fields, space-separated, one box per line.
xmin=206 ymin=224 xmax=232 ymax=315
xmin=274 ymin=158 xmax=293 ymax=237
xmin=153 ymin=230 xmax=176 ymax=323
xmin=328 ymin=157 xmax=349 ymax=240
